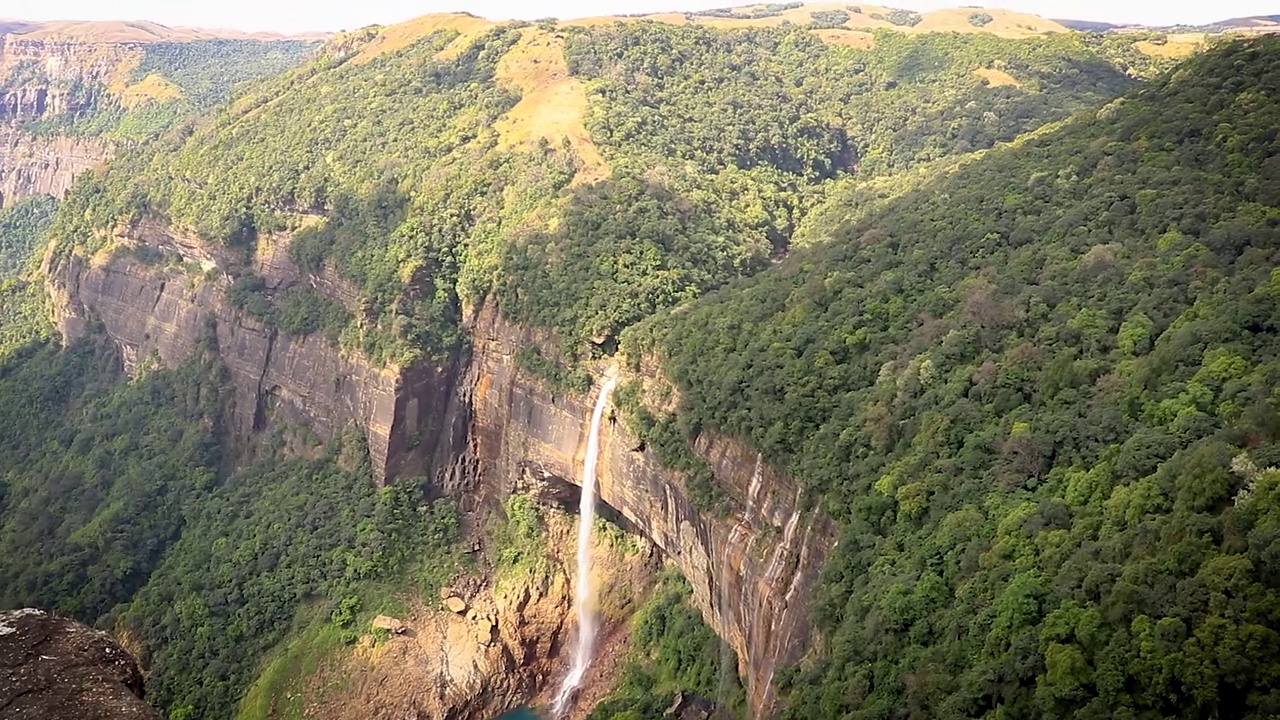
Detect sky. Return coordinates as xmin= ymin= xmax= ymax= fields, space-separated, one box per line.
xmin=0 ymin=0 xmax=1276 ymax=34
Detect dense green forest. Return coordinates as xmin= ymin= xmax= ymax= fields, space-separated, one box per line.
xmin=0 ymin=197 xmax=56 ymax=357
xmin=500 ymin=25 xmax=1149 ymax=354
xmin=625 ymin=36 xmax=1280 ymax=718
xmin=0 ymin=195 xmax=57 ymax=276
xmin=588 ymin=570 xmax=747 ymax=720
xmin=45 ymin=22 xmax=1158 ymax=368
xmin=131 ymin=39 xmax=318 ymax=110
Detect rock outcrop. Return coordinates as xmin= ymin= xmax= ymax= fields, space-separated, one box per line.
xmin=44 ymin=219 xmax=832 ymax=717
xmin=0 ymin=608 xmax=161 ymax=720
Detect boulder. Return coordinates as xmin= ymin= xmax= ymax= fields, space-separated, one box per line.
xmin=0 ymin=608 xmax=162 ymax=720
xmin=444 ymin=596 xmax=467 ymax=613
xmin=371 ymin=615 xmax=407 ymax=634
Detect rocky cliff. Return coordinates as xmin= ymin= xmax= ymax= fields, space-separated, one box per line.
xmin=467 ymin=306 xmax=833 ymax=716
xmin=45 ymin=221 xmax=467 ymax=485
xmin=0 ymin=34 xmax=127 ymax=205
xmin=0 ymin=128 xmax=107 ymax=205
xmin=0 ymin=608 xmax=162 ymax=720
xmin=44 ymin=219 xmax=832 ymax=717
xmin=0 ymin=36 xmax=136 ymax=120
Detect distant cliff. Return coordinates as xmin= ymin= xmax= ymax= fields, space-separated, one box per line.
xmin=0 ymin=33 xmax=121 ymax=204
xmin=0 ymin=128 xmax=106 ymax=205
xmin=0 ymin=25 xmax=315 ymax=206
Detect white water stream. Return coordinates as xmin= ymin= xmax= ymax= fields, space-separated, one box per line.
xmin=552 ymin=373 xmax=618 ymax=716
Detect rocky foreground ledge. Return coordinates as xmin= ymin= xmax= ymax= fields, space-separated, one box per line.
xmin=0 ymin=608 xmax=160 ymax=720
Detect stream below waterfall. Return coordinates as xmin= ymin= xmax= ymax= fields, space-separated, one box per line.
xmin=493 ymin=708 xmax=539 ymax=720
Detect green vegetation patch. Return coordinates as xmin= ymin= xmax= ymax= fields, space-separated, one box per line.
xmin=0 ymin=331 xmax=463 ymax=719
xmin=637 ymin=37 xmax=1280 ymax=719
xmin=133 ymin=40 xmax=317 ymax=110
xmin=124 ymin=448 xmax=462 ymax=719
xmin=809 ymin=10 xmax=851 ymax=29
xmin=587 ymin=570 xmax=747 ymax=720
xmin=0 ymin=195 xmax=57 ymax=276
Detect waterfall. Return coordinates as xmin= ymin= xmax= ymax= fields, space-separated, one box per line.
xmin=552 ymin=373 xmax=619 ymax=716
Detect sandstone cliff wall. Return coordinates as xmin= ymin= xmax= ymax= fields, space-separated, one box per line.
xmin=0 ymin=128 xmax=107 ymax=206
xmin=45 ymin=222 xmax=464 ymax=484
xmin=0 ymin=35 xmax=129 ymax=204
xmin=44 ymin=220 xmax=832 ymax=718
xmin=466 ymin=305 xmax=833 ymax=716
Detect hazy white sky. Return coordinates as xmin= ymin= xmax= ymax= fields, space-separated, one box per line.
xmin=0 ymin=0 xmax=1275 ymax=34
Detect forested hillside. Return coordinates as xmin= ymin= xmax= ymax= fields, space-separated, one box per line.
xmin=0 ymin=334 xmax=462 ymax=719
xmin=4 ymin=9 xmax=1275 ymax=720
xmin=630 ymin=35 xmax=1280 ymax=718
xmin=44 ymin=19 xmax=1156 ymax=370
xmin=0 ymin=197 xmax=56 ymax=355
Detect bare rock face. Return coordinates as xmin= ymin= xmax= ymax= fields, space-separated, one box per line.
xmin=0 ymin=128 xmax=107 ymax=206
xmin=44 ymin=221 xmax=468 ymax=484
xmin=0 ymin=36 xmax=136 ymax=121
xmin=0 ymin=608 xmax=161 ymax=720
xmin=0 ymin=125 xmax=104 ymax=206
xmin=0 ymin=35 xmax=129 ymax=205
xmin=467 ymin=305 xmax=834 ymax=718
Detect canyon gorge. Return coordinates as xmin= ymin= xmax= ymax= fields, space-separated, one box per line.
xmin=5 ymin=11 xmax=1278 ymax=720
xmin=4 ymin=21 xmax=829 ymax=716
xmin=43 ymin=210 xmax=831 ymax=718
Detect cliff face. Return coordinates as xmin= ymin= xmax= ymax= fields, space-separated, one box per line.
xmin=0 ymin=128 xmax=107 ymax=205
xmin=0 ymin=36 xmax=135 ymax=120
xmin=0 ymin=35 xmax=125 ymax=205
xmin=45 ymin=221 xmax=466 ymax=485
xmin=45 ymin=219 xmax=830 ymax=717
xmin=467 ymin=306 xmax=833 ymax=716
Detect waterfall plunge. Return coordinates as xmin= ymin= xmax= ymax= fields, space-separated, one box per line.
xmin=552 ymin=373 xmax=619 ymax=716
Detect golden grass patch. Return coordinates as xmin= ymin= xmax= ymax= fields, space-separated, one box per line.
xmin=974 ymin=67 xmax=1021 ymax=88
xmin=909 ymin=8 xmax=1068 ymax=36
xmin=811 ymin=28 xmax=876 ymax=49
xmin=492 ymin=29 xmax=607 ymax=184
xmin=116 ymin=72 xmax=183 ymax=108
xmin=349 ymin=14 xmax=495 ymax=64
xmin=1134 ymin=39 xmax=1200 ymax=59
xmin=560 ymin=3 xmax=1064 ymax=37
